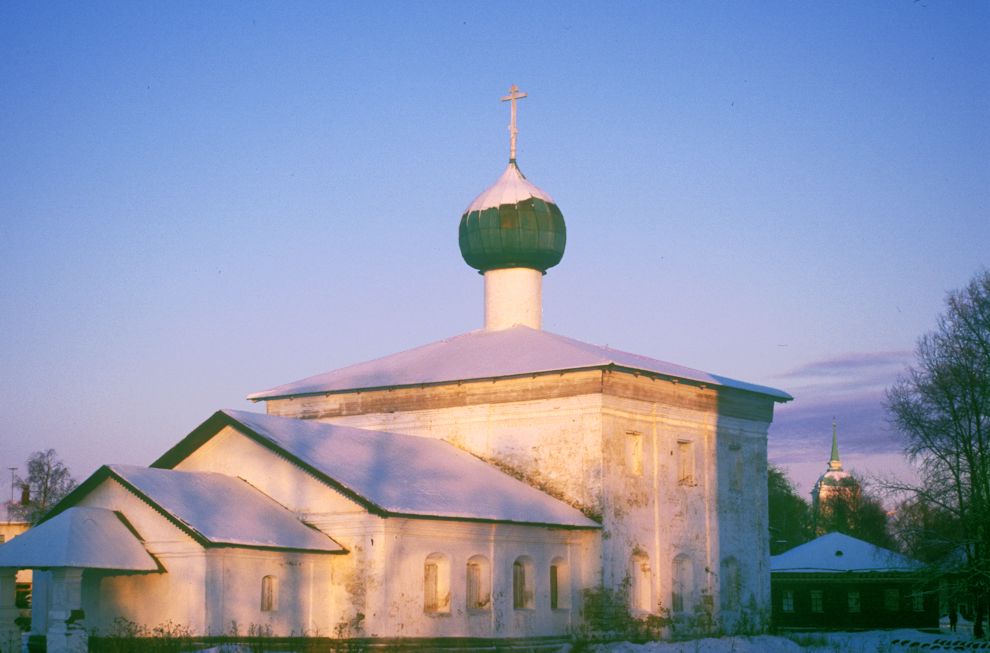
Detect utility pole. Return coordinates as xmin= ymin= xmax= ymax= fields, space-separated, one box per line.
xmin=7 ymin=467 xmax=15 ymax=521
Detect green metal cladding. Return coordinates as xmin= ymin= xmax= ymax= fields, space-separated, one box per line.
xmin=459 ymin=196 xmax=566 ymax=272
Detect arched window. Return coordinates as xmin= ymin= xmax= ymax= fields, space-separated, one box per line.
xmin=671 ymin=554 xmax=693 ymax=613
xmin=720 ymin=557 xmax=740 ymax=611
xmin=466 ymin=555 xmax=491 ymax=611
xmin=512 ymin=556 xmax=535 ymax=610
xmin=629 ymin=551 xmax=652 ymax=612
xmin=424 ymin=552 xmax=451 ymax=613
xmin=550 ymin=556 xmax=570 ymax=610
xmin=260 ymin=575 xmax=278 ymax=612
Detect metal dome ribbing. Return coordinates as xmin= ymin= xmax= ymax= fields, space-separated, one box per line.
xmin=458 ymin=85 xmax=566 ymax=273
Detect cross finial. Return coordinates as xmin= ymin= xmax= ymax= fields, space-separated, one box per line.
xmin=501 ymin=84 xmax=527 ymax=162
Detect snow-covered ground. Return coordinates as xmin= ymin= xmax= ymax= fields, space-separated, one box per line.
xmin=588 ymin=628 xmax=987 ymax=653
xmin=194 ymin=628 xmax=988 ymax=653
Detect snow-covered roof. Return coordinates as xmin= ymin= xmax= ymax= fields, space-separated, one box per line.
xmin=107 ymin=465 xmax=343 ymax=553
xmin=156 ymin=410 xmax=599 ymax=529
xmin=248 ymin=326 xmax=791 ymax=402
xmin=771 ymin=532 xmax=923 ymax=573
xmin=464 ymin=162 xmax=556 ymax=213
xmin=0 ymin=506 xmax=159 ymax=571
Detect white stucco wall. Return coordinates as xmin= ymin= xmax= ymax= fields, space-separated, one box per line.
xmin=269 ymin=370 xmax=777 ymax=634
xmin=316 ymin=393 xmax=605 ymax=517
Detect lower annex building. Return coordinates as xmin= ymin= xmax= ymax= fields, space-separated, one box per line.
xmin=0 ymin=87 xmax=791 ymax=652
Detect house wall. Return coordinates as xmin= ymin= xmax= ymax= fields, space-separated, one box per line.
xmin=770 ymin=575 xmax=939 ymax=630
xmin=72 ymin=478 xmax=208 ymax=634
xmin=168 ymin=423 xmax=602 ymax=640
xmin=202 ymin=548 xmax=335 ymax=637
xmin=316 ymin=516 xmax=598 ymax=640
xmin=262 ymin=368 xmax=778 ymax=633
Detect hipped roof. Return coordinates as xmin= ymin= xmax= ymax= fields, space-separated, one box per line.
xmin=771 ymin=532 xmax=923 ymax=573
xmin=155 ymin=409 xmax=599 ymax=529
xmin=248 ymin=326 xmax=792 ymax=402
xmin=0 ymin=506 xmax=159 ymax=571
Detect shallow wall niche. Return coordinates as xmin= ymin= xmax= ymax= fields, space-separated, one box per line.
xmin=720 ymin=557 xmax=740 ymax=612
xmin=549 ymin=557 xmax=570 ymax=610
xmin=424 ymin=553 xmax=451 ymax=613
xmin=629 ymin=551 xmax=652 ymax=613
xmin=466 ymin=555 xmax=491 ymax=611
xmin=512 ymin=556 xmax=535 ymax=610
xmin=671 ymin=554 xmax=693 ymax=613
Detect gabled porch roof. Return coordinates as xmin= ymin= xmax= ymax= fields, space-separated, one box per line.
xmin=0 ymin=506 xmax=159 ymax=571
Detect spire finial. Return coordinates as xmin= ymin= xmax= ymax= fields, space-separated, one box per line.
xmin=829 ymin=417 xmax=843 ymax=471
xmin=501 ymin=84 xmax=527 ymax=162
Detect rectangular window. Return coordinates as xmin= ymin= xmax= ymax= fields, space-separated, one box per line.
xmin=627 ymin=432 xmax=644 ymax=476
xmin=424 ymin=562 xmax=439 ymax=612
xmin=513 ymin=560 xmax=534 ymax=609
xmin=847 ymin=591 xmax=861 ymax=613
xmin=911 ymin=591 xmax=925 ymax=612
xmin=467 ymin=562 xmax=482 ymax=608
xmin=550 ymin=565 xmax=559 ymax=610
xmin=810 ymin=590 xmax=824 ymax=613
xmin=884 ymin=588 xmax=900 ymax=612
xmin=677 ymin=440 xmax=694 ymax=486
xmin=782 ymin=590 xmax=794 ymax=613
xmin=261 ymin=576 xmax=277 ymax=612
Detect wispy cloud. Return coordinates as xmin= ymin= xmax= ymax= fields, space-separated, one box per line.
xmin=768 ymin=350 xmax=917 ymax=477
xmin=774 ymin=350 xmax=914 ymax=381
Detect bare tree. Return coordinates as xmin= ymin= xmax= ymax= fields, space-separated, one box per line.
xmin=10 ymin=449 xmax=76 ymax=524
xmin=886 ymin=270 xmax=990 ymax=637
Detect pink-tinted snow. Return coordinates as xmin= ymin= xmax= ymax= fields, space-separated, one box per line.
xmin=771 ymin=532 xmax=922 ymax=573
xmin=463 ymin=162 xmax=557 ymax=213
xmin=109 ymin=465 xmax=342 ymax=552
xmin=0 ymin=506 xmax=158 ymax=570
xmin=589 ymin=628 xmax=980 ymax=653
xmin=247 ymin=326 xmax=791 ymax=401
xmin=219 ymin=409 xmax=599 ymax=528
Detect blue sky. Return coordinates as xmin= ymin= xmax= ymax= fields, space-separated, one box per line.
xmin=1 ymin=2 xmax=987 ymax=499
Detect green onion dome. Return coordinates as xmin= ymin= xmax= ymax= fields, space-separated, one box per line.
xmin=458 ymin=161 xmax=566 ymax=273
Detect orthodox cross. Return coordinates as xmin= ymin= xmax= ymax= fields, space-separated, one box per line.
xmin=501 ymin=84 xmax=527 ymax=161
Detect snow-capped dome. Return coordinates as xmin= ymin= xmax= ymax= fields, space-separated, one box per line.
xmin=458 ymin=161 xmax=566 ymax=272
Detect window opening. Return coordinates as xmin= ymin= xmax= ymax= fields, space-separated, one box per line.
xmin=261 ymin=575 xmax=278 ymax=612
xmin=424 ymin=553 xmax=451 ymax=613
xmin=512 ymin=556 xmax=534 ymax=610
xmin=677 ymin=440 xmax=695 ymax=486
xmin=466 ymin=555 xmax=491 ymax=610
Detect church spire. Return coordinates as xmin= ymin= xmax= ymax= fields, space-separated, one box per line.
xmin=828 ymin=418 xmax=843 ymax=472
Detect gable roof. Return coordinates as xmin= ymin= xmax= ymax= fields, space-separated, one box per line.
xmin=48 ymin=465 xmax=343 ymax=554
xmin=246 ymin=326 xmax=792 ymax=402
xmin=154 ymin=409 xmax=599 ymax=529
xmin=0 ymin=506 xmax=159 ymax=571
xmin=771 ymin=532 xmax=922 ymax=573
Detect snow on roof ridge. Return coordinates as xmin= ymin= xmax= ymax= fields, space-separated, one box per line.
xmin=217 ymin=409 xmax=599 ymax=528
xmin=247 ymin=326 xmax=791 ymax=402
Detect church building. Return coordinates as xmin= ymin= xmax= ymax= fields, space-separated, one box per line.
xmin=0 ymin=87 xmax=791 ymax=652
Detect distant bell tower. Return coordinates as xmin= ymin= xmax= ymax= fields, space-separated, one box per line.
xmin=811 ymin=419 xmax=860 ymax=533
xmin=458 ymin=85 xmax=566 ymax=331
